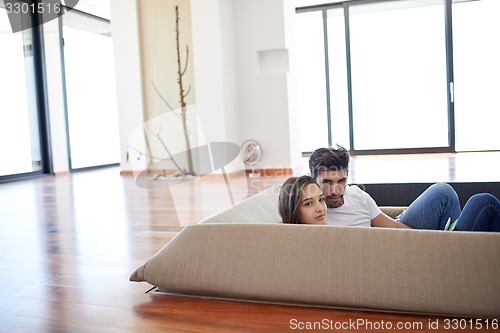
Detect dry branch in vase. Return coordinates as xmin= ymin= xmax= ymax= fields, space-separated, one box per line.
xmin=149 ymin=5 xmax=195 ymax=177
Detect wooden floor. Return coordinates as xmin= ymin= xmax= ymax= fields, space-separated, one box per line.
xmin=1 ymin=153 xmax=499 ymax=332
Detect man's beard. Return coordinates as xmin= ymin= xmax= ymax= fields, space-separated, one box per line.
xmin=325 ymin=195 xmax=345 ymax=208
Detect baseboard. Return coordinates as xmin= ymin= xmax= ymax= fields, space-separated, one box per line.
xmin=120 ymin=168 xmax=293 ymax=178
xmin=54 ymin=171 xmax=70 ymax=176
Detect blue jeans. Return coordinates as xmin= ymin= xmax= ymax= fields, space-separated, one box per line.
xmin=455 ymin=193 xmax=500 ymax=232
xmin=398 ymin=183 xmax=500 ymax=232
xmin=399 ymin=183 xmax=461 ymax=230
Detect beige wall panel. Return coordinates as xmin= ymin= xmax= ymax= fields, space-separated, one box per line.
xmin=138 ymin=0 xmax=199 ymax=169
xmin=139 ymin=0 xmax=196 ymax=120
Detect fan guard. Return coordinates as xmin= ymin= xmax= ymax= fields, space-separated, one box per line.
xmin=240 ymin=139 xmax=263 ymax=178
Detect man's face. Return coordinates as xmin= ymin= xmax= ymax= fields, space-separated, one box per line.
xmin=315 ymin=168 xmax=348 ymax=208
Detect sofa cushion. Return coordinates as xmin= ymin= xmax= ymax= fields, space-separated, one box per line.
xmin=199 ymin=186 xmax=281 ymax=224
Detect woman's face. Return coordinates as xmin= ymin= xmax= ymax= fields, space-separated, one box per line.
xmin=298 ymin=183 xmax=327 ymax=225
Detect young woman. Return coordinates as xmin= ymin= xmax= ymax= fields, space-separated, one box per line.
xmin=278 ymin=175 xmax=327 ymax=225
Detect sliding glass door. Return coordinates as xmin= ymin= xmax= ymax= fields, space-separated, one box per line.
xmin=295 ymin=0 xmax=500 ymax=154
xmin=349 ymin=0 xmax=448 ymax=150
xmin=0 ymin=7 xmax=44 ymax=177
xmin=62 ymin=11 xmax=120 ymax=169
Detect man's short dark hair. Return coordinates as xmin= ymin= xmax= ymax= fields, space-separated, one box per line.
xmin=309 ymin=145 xmax=350 ymax=179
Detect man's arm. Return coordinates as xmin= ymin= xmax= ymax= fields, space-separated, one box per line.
xmin=371 ymin=213 xmax=412 ymax=229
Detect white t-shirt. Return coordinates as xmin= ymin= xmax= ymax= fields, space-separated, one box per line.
xmin=326 ymin=185 xmax=382 ymax=228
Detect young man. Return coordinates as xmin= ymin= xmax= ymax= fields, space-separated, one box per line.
xmin=308 ymin=146 xmax=462 ymax=229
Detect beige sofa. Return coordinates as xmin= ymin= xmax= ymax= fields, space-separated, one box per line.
xmin=130 ymin=186 xmax=500 ymax=318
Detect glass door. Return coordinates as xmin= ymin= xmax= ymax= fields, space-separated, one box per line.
xmin=0 ymin=6 xmax=44 ymax=177
xmin=62 ymin=10 xmax=120 ymax=169
xmin=348 ymin=0 xmax=449 ymax=151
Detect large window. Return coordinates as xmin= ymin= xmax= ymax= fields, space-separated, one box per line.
xmin=349 ymin=1 xmax=448 ymax=150
xmin=0 ymin=5 xmax=47 ymax=178
xmin=62 ymin=10 xmax=120 ymax=169
xmin=295 ymin=0 xmax=500 ymax=154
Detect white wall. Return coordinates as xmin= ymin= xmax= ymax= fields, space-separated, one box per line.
xmin=189 ymin=0 xmax=301 ymax=173
xmin=190 ymin=0 xmax=234 ymax=145
xmin=110 ymin=0 xmax=146 ymax=172
xmin=233 ymin=0 xmax=296 ymax=171
xmin=218 ymin=0 xmax=240 ymax=146
xmin=283 ymin=0 xmax=302 ymax=174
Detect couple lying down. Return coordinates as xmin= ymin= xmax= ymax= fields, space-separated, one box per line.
xmin=279 ymin=146 xmax=500 ymax=231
